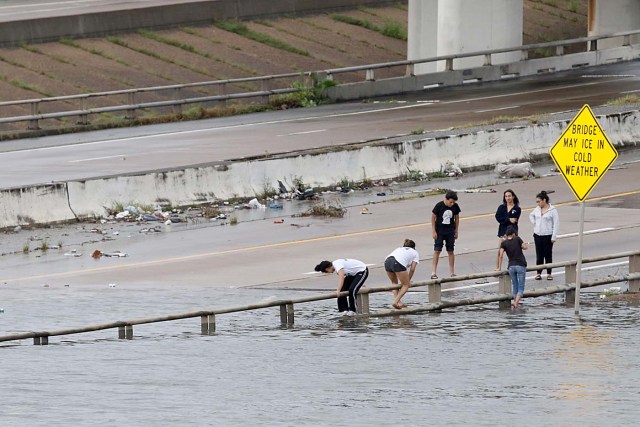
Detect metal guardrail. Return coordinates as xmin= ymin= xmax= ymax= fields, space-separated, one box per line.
xmin=1 ymin=29 xmax=639 ymax=131
xmin=1 ymin=250 xmax=638 ymax=346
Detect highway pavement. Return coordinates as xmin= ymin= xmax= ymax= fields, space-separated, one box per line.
xmin=1 ymin=61 xmax=639 ymax=188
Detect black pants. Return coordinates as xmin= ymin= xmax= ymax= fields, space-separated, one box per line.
xmin=533 ymin=233 xmax=554 ymax=275
xmin=338 ymin=268 xmax=369 ymax=312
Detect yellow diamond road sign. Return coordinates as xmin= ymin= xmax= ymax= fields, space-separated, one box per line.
xmin=549 ymin=104 xmax=618 ymax=202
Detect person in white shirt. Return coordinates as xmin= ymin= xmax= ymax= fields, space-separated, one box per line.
xmin=384 ymin=239 xmax=420 ymax=310
xmin=529 ymin=190 xmax=560 ymax=280
xmin=315 ymin=258 xmax=369 ymax=315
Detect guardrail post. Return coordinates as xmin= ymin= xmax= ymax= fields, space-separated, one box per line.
xmin=33 ymin=335 xmax=49 ymax=345
xmin=555 ymin=46 xmax=564 ymax=56
xmin=261 ymin=77 xmax=271 ymax=104
xmin=78 ymin=97 xmax=89 ymax=125
xmin=588 ymin=39 xmax=598 ymax=51
xmin=356 ymin=291 xmax=369 ymax=315
xmin=520 ymin=50 xmax=529 ymax=61
xmin=201 ymin=314 xmax=216 ymax=335
xmin=629 ymin=254 xmax=640 ymax=293
xmin=126 ymin=92 xmax=136 ymax=119
xmin=220 ymin=82 xmax=228 ymax=108
xmin=483 ymin=53 xmax=492 ymax=66
xmin=445 ymin=58 xmax=454 ymax=71
xmin=498 ymin=274 xmax=511 ymax=309
xmin=172 ymin=88 xmax=182 ymax=114
xmin=405 ymin=63 xmax=415 ymax=77
xmin=125 ymin=325 xmax=133 ymax=339
xmin=280 ymin=303 xmax=294 ymax=326
xmin=118 ymin=326 xmax=125 ymax=339
xmin=623 ymin=35 xmax=631 ymax=46
xmin=365 ymin=69 xmax=375 ymax=81
xmin=564 ymin=264 xmax=577 ymax=305
xmin=28 ymin=101 xmax=40 ymax=130
xmin=428 ymin=281 xmax=441 ymax=304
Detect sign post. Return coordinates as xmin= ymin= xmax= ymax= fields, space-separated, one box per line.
xmin=549 ymin=104 xmax=618 ymax=314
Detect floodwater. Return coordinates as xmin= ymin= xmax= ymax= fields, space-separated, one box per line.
xmin=1 ymin=272 xmax=639 ymax=426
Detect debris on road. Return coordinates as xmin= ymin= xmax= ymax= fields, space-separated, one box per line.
xmin=494 ymin=162 xmax=536 ymax=178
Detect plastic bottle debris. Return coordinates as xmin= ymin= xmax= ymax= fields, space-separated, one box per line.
xmin=274 ymin=219 xmax=285 ymax=224
xmin=248 ymin=198 xmax=266 ymax=209
xmin=108 ymin=283 xmax=116 ymax=288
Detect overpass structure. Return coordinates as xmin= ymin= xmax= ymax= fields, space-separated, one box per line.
xmin=1 ymin=1 xmax=639 ymax=57
xmin=408 ymin=0 xmax=640 ymax=73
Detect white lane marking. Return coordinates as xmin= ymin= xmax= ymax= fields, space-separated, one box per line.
xmin=621 ymin=89 xmax=640 ymax=94
xmin=558 ymin=227 xmax=614 ymax=239
xmin=277 ymin=129 xmax=326 ymax=137
xmin=444 ymin=261 xmax=629 ymax=292
xmin=68 ymin=154 xmax=126 ymax=163
xmin=3 ymin=75 xmax=635 ymax=157
xmin=0 ymin=0 xmax=105 ymax=10
xmin=582 ymin=74 xmax=636 ymax=78
xmin=475 ymin=105 xmax=520 ymax=113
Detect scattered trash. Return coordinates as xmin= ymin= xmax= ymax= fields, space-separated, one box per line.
xmin=247 ymin=198 xmax=266 ymax=209
xmin=494 ymin=162 xmax=536 ymax=178
xmin=64 ymin=249 xmax=82 ymax=257
xmin=274 ymin=219 xmax=285 ymax=224
xmin=139 ymin=226 xmax=162 ymax=233
xmin=600 ymin=287 xmax=622 ymax=298
xmin=443 ymin=161 xmax=463 ymax=177
xmin=295 ymin=189 xmax=316 ymax=200
xmin=164 ymin=219 xmax=172 ymax=225
xmin=278 ymin=180 xmax=289 ymax=194
xmin=64 ymin=284 xmax=70 ymax=287
xmin=269 ymin=203 xmax=283 ymax=209
xmin=108 ymin=283 xmax=116 ymax=288
xmin=91 ymin=250 xmax=128 ymax=258
xmin=0 ymin=308 xmax=4 ymax=313
xmin=103 ymin=251 xmax=128 ymax=258
xmin=115 ymin=210 xmax=130 ymax=219
xmin=113 ymin=231 xmax=119 ymax=235
xmin=361 ymin=207 xmax=372 ymax=215
xmin=141 ymin=214 xmax=160 ymax=222
xmin=43 ymin=284 xmax=49 ymax=288
xmin=13 ymin=226 xmax=21 ymax=233
xmin=376 ymin=192 xmax=386 ymax=196
xmin=452 ymin=188 xmax=497 ymax=193
xmin=290 ymin=223 xmax=310 ymax=228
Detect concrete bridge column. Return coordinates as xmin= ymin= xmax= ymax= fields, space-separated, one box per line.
xmin=408 ymin=0 xmax=523 ymax=74
xmin=588 ymin=0 xmax=640 ymax=48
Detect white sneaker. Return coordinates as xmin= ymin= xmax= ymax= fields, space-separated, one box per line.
xmin=346 ymin=311 xmax=356 ymax=316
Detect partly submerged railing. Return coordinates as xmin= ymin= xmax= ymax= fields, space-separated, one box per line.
xmin=1 ymin=250 xmax=639 ymax=346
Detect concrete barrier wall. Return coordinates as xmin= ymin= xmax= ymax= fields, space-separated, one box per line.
xmin=328 ymin=45 xmax=640 ymax=101
xmin=2 ymin=110 xmax=639 ymax=228
xmin=0 ymin=0 xmax=397 ymax=47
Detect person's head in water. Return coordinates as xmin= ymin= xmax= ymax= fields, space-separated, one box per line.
xmin=403 ymin=239 xmax=416 ymax=249
xmin=505 ymin=225 xmax=517 ymax=237
xmin=315 ymin=260 xmax=334 ymax=274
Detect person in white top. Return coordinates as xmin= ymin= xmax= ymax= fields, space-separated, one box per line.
xmin=315 ymin=258 xmax=369 ymax=315
xmin=529 ymin=190 xmax=560 ymax=280
xmin=384 ymin=239 xmax=420 ymax=310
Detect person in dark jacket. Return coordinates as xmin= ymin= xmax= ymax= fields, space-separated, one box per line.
xmin=495 ymin=189 xmax=521 ymax=269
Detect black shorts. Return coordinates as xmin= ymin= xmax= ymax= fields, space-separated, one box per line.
xmin=384 ymin=256 xmax=407 ymax=273
xmin=434 ymin=229 xmax=455 ymax=252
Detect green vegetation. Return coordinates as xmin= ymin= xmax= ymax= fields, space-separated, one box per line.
xmin=40 ymin=240 xmax=49 ymax=252
xmin=138 ymin=30 xmax=211 ymax=58
xmin=606 ymin=94 xmax=640 ymax=106
xmin=22 ymin=242 xmax=30 ymax=254
xmin=214 ymin=21 xmax=310 ymax=56
xmin=270 ymin=76 xmax=336 ymax=109
xmin=567 ymin=0 xmax=580 ymax=13
xmin=331 ymin=14 xmax=407 ymax=40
